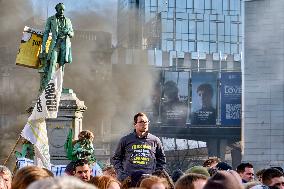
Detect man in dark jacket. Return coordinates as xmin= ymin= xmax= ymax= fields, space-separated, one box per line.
xmin=111 ymin=112 xmax=166 ymax=181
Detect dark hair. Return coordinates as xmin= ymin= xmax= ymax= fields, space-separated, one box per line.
xmin=134 ymin=112 xmax=147 ymax=124
xmin=203 ymin=157 xmax=220 ymax=168
xmin=197 ymin=83 xmax=213 ymax=98
xmin=236 ymin=163 xmax=253 ymax=173
xmin=262 ymin=168 xmax=284 ymax=186
xmin=271 ymin=167 xmax=284 ymax=174
xmin=74 ymin=159 xmax=90 ymax=169
xmin=171 ymin=169 xmax=184 ymax=183
xmin=203 ymin=171 xmax=243 ymax=189
xmin=216 ymin=162 xmax=232 ymax=171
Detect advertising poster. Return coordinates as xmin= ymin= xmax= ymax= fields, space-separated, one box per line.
xmin=191 ymin=72 xmax=217 ymax=125
xmin=221 ymin=72 xmax=241 ymax=126
xmin=161 ymin=71 xmax=189 ymax=126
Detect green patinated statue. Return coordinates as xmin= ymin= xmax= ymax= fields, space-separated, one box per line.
xmin=39 ymin=2 xmax=74 ymax=91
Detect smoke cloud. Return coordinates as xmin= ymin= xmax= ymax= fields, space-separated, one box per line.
xmin=0 ymin=0 xmax=158 ymax=167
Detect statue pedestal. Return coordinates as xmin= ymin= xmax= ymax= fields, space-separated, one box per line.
xmin=46 ymin=90 xmax=86 ymax=165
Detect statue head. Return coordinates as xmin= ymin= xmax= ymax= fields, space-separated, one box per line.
xmin=55 ymin=3 xmax=65 ymax=17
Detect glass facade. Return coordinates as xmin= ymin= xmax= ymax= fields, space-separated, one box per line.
xmin=143 ymin=0 xmax=242 ymax=54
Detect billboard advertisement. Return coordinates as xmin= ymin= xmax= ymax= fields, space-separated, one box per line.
xmin=161 ymin=71 xmax=189 ymax=126
xmin=221 ymin=72 xmax=241 ymax=126
xmin=191 ymin=72 xmax=217 ymax=125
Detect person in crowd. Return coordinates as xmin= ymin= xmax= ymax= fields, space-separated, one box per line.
xmin=203 ymin=157 xmax=220 ymax=168
xmin=203 ymin=170 xmax=243 ymax=189
xmin=208 ymin=162 xmax=232 ymax=176
xmin=27 ymin=176 xmax=97 ymax=189
xmin=74 ymin=159 xmax=93 ymax=182
xmin=0 ymin=176 xmax=7 ymax=189
xmin=175 ymin=173 xmax=208 ymax=189
xmin=185 ymin=166 xmax=210 ymax=177
xmin=11 ymin=166 xmax=53 ymax=189
xmin=171 ymin=169 xmax=184 ymax=183
xmin=93 ymin=175 xmax=121 ymax=189
xmin=237 ymin=163 xmax=254 ymax=183
xmin=243 ymin=181 xmax=262 ymax=189
xmin=262 ymin=168 xmax=284 ymax=189
xmin=102 ymin=165 xmax=117 ymax=179
xmin=256 ymin=169 xmax=266 ymax=183
xmin=216 ymin=162 xmax=232 ymax=171
xmin=64 ymin=161 xmax=76 ymax=176
xmin=89 ymin=176 xmax=101 ymax=187
xmin=140 ymin=175 xmax=169 ymax=189
xmin=271 ymin=167 xmax=284 ymax=174
xmin=120 ymin=176 xmax=131 ymax=189
xmin=152 ymin=169 xmax=174 ymax=189
xmin=112 ymin=112 xmax=166 ymax=181
xmin=0 ymin=165 xmax=12 ymax=189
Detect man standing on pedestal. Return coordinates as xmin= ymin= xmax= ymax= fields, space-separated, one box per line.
xmin=40 ymin=2 xmax=74 ymax=91
xmin=111 ymin=112 xmax=166 ymax=181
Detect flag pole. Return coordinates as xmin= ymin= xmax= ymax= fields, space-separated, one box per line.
xmin=3 ymin=135 xmax=22 ymax=165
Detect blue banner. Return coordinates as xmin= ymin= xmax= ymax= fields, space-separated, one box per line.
xmin=221 ymin=72 xmax=241 ymax=126
xmin=191 ymin=72 xmax=217 ymax=125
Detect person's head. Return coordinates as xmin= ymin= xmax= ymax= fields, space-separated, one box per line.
xmin=163 ymin=81 xmax=179 ymax=102
xmin=89 ymin=176 xmax=100 ymax=187
xmin=11 ymin=166 xmax=53 ymax=189
xmin=27 ymin=176 xmax=97 ymax=189
xmin=237 ymin=163 xmax=254 ymax=182
xmin=175 ymin=173 xmax=208 ymax=189
xmin=133 ymin=112 xmax=149 ymax=136
xmin=0 ymin=176 xmax=7 ymax=189
xmin=102 ymin=166 xmax=117 ymax=179
xmin=203 ymin=157 xmax=220 ymax=168
xmin=243 ymin=181 xmax=262 ymax=189
xmin=216 ymin=162 xmax=232 ymax=171
xmin=152 ymin=169 xmax=174 ymax=189
xmin=140 ymin=175 xmax=169 ymax=189
xmin=0 ymin=165 xmax=12 ymax=189
xmin=55 ymin=3 xmax=65 ymax=17
xmin=74 ymin=159 xmax=92 ymax=182
xmin=95 ymin=175 xmax=121 ymax=189
xmin=64 ymin=161 xmax=76 ymax=176
xmin=262 ymin=168 xmax=284 ymax=189
xmin=196 ymin=84 xmax=213 ymax=108
xmin=203 ymin=170 xmax=243 ymax=189
xmin=185 ymin=166 xmax=210 ymax=177
xmin=256 ymin=169 xmax=266 ymax=182
xmin=78 ymin=130 xmax=94 ymax=142
xmin=171 ymin=169 xmax=184 ymax=183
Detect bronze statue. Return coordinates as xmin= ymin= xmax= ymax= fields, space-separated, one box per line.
xmin=40 ymin=3 xmax=74 ymax=91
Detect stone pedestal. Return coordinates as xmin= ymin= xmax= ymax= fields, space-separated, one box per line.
xmin=46 ymin=90 xmax=86 ymax=165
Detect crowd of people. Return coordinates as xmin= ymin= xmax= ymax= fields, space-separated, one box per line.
xmin=0 ymin=112 xmax=283 ymax=189
xmin=1 ymin=157 xmax=284 ymax=189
